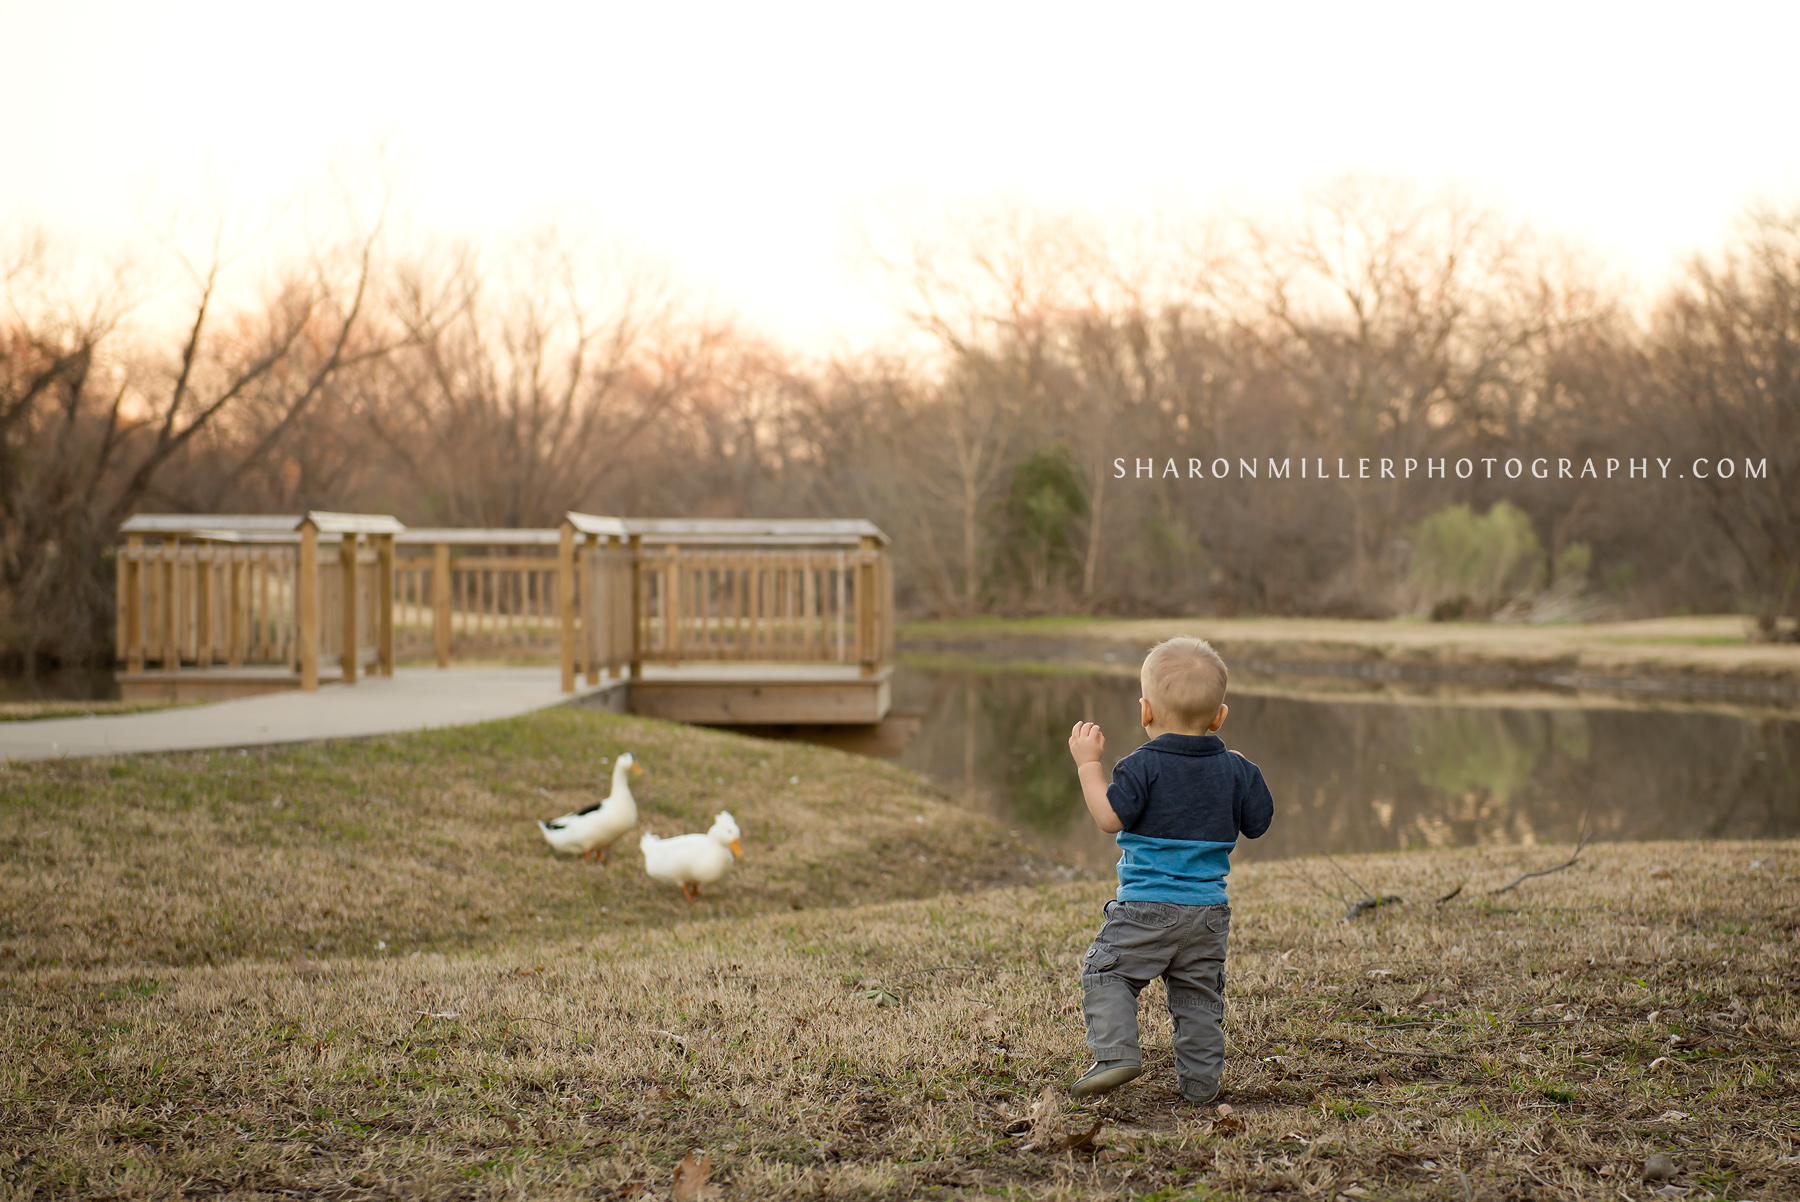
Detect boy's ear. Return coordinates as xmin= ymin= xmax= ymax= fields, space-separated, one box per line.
xmin=1139 ymin=696 xmax=1154 ymax=728
xmin=1209 ymin=703 xmax=1228 ymax=733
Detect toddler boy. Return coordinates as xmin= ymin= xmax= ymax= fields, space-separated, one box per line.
xmin=1066 ymin=637 xmax=1273 ymax=1103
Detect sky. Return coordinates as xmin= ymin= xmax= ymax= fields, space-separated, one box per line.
xmin=4 ymin=0 xmax=1798 ymax=351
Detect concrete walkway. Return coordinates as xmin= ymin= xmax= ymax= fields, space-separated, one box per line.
xmin=0 ymin=668 xmax=623 ymax=762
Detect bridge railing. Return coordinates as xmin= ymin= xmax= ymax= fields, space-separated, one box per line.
xmin=560 ymin=515 xmax=893 ymax=692
xmin=117 ymin=512 xmax=398 ymax=688
xmin=116 ymin=513 xmax=893 ymax=694
xmin=392 ymin=530 xmax=564 ymax=665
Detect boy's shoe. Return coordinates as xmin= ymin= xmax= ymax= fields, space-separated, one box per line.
xmin=1071 ymin=1059 xmax=1143 ymax=1098
xmin=1178 ymin=1080 xmax=1220 ymax=1104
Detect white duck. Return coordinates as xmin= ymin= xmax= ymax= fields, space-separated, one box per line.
xmin=537 ymin=753 xmax=642 ymax=862
xmin=640 ymin=811 xmax=742 ymax=902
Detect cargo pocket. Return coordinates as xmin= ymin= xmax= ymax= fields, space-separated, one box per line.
xmin=1117 ymin=901 xmax=1181 ymax=928
xmin=1207 ymin=907 xmax=1231 ymax=934
xmin=1083 ymin=943 xmax=1119 ymax=977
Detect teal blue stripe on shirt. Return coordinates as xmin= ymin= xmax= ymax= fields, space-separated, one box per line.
xmin=1115 ymin=833 xmax=1237 ymax=905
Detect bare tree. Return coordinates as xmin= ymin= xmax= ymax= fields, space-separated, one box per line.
xmin=366 ymin=238 xmax=716 ymax=527
xmin=0 ymin=210 xmax=391 ymax=666
xmin=1652 ymin=207 xmax=1800 ymax=635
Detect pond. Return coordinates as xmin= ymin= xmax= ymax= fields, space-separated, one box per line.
xmin=0 ymin=668 xmax=120 ymax=704
xmin=891 ymin=665 xmax=1800 ymax=871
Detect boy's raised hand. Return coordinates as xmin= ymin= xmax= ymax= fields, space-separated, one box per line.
xmin=1068 ymin=721 xmax=1105 ymax=766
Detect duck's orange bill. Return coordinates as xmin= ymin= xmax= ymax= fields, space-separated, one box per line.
xmin=632 ymin=763 xmax=643 ymax=775
xmin=730 ymin=839 xmax=743 ymax=857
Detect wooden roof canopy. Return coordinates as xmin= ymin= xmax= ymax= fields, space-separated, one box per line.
xmin=119 ymin=512 xmax=405 ymax=541
xmin=119 ymin=513 xmax=889 ymax=546
xmin=565 ymin=514 xmax=889 ymax=546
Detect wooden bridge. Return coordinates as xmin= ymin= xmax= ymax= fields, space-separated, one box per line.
xmin=115 ymin=512 xmax=894 ymax=725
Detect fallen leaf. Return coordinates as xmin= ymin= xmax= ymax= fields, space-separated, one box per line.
xmin=1021 ymin=1087 xmax=1063 ymax=1150
xmin=1061 ymin=1118 xmax=1103 ymax=1151
xmin=1215 ymin=1104 xmax=1234 ymax=1117
xmin=976 ymin=1005 xmax=1004 ymax=1043
xmin=289 ymin=957 xmax=328 ymax=980
xmin=1655 ymin=1110 xmax=1690 ymax=1123
xmin=1642 ymin=1152 xmax=1678 ymax=1182
xmin=1648 ymin=865 xmax=1673 ymax=880
xmin=1653 ymin=1188 xmax=1690 ymax=1199
xmin=671 ymin=1150 xmax=722 ymax=1202
xmin=498 ymin=1113 xmax=520 ymax=1134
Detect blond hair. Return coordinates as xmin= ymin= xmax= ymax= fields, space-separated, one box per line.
xmin=1140 ymin=637 xmax=1229 ymax=728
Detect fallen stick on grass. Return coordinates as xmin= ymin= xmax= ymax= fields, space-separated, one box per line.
xmin=1490 ymin=791 xmax=1594 ymax=895
xmin=1343 ymin=894 xmax=1405 ymax=920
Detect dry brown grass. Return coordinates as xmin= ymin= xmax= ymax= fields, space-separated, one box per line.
xmin=2 ymin=714 xmax=1798 ymax=1199
xmin=903 ymin=615 xmax=1800 ymax=696
xmin=0 ymin=708 xmax=1050 ymax=972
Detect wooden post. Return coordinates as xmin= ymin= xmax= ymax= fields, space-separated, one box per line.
xmin=339 ymin=533 xmax=360 ymax=684
xmin=162 ymin=536 xmax=179 ymax=671
xmin=583 ymin=533 xmax=600 ymax=685
xmin=228 ymin=552 xmax=245 ymax=667
xmin=433 ymin=542 xmax=451 ymax=668
xmin=666 ymin=544 xmax=682 ymax=661
xmin=628 ymin=534 xmax=643 ymax=679
xmin=196 ymin=548 xmax=213 ymax=668
xmin=298 ymin=520 xmax=319 ymax=691
xmin=858 ymin=535 xmax=879 ymax=675
xmin=124 ymin=534 xmax=143 ymax=673
xmin=558 ymin=521 xmax=577 ymax=693
xmin=376 ymin=533 xmax=394 ymax=677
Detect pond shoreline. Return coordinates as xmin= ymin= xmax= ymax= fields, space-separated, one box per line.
xmin=901 ymin=615 xmax=1800 ymax=708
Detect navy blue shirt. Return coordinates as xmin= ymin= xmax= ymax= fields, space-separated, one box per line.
xmin=1104 ymin=732 xmax=1275 ymax=904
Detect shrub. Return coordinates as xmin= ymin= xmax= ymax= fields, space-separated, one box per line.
xmin=1408 ymin=501 xmax=1543 ymax=617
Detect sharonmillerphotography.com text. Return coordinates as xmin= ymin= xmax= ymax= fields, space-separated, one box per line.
xmin=1112 ymin=455 xmax=1770 ymax=483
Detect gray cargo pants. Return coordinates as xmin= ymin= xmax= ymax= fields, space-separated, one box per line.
xmin=1081 ymin=899 xmax=1230 ymax=1096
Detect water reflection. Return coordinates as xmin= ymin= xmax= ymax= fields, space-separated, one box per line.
xmin=0 ymin=668 xmax=120 ymax=704
xmin=893 ymin=667 xmax=1800 ymax=870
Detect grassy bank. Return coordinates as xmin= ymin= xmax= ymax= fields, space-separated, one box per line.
xmin=1 ymin=708 xmax=1795 ymax=1200
xmin=901 ymin=616 xmax=1800 ymax=700
xmin=0 ymin=708 xmax=1054 ymax=972
xmin=0 ymin=699 xmax=187 ymax=723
